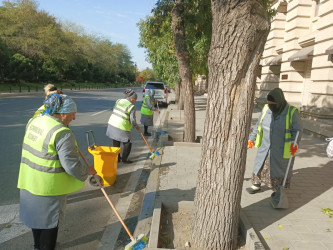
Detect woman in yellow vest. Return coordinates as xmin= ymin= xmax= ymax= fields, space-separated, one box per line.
xmin=106 ymin=89 xmax=140 ymax=164
xmin=33 ymin=83 xmax=63 ymax=118
xmin=18 ymin=93 xmax=95 ymax=250
xmin=247 ymin=88 xmax=302 ymax=195
xmin=140 ymin=89 xmax=160 ymax=136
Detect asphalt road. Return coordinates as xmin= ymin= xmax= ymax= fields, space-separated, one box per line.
xmin=0 ymin=87 xmax=165 ymax=249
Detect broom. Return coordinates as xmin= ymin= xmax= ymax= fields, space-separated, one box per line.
xmin=78 ymin=149 xmax=148 ymax=249
xmin=271 ymin=131 xmax=300 ymax=209
xmin=138 ymin=130 xmax=160 ymax=160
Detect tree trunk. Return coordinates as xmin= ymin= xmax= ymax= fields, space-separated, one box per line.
xmin=176 ymin=82 xmax=184 ymax=110
xmin=191 ymin=1 xmax=270 ymax=249
xmin=171 ymin=0 xmax=195 ymax=142
xmin=175 ymin=81 xmax=180 ymax=103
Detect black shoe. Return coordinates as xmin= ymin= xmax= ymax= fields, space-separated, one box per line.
xmin=144 ymin=132 xmax=151 ymax=136
xmin=122 ymin=160 xmax=133 ymax=164
xmin=246 ymin=186 xmax=261 ymax=194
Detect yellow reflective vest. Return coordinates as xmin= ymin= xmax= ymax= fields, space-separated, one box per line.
xmin=17 ymin=115 xmax=84 ymax=196
xmin=33 ymin=104 xmax=46 ymax=118
xmin=108 ymin=99 xmax=135 ymax=131
xmin=255 ymin=104 xmax=299 ymax=159
xmin=141 ymin=95 xmax=154 ymax=116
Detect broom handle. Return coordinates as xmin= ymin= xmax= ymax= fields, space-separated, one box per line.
xmin=78 ymin=149 xmax=134 ymax=239
xmin=139 ymin=130 xmax=153 ymax=153
xmin=282 ymin=131 xmax=300 ymax=187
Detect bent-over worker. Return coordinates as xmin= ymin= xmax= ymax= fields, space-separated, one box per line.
xmin=140 ymin=89 xmax=160 ymax=136
xmin=106 ymin=89 xmax=140 ymax=164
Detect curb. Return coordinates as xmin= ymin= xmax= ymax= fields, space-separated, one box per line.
xmin=147 ymin=200 xmax=162 ymax=248
xmin=239 ymin=209 xmax=267 ymax=250
xmin=146 ymin=200 xmax=266 ymax=250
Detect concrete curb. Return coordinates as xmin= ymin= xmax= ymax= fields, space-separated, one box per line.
xmin=173 ymin=142 xmax=202 ymax=147
xmin=146 ymin=199 xmax=266 ymax=250
xmin=239 ymin=209 xmax=266 ymax=250
xmin=147 ymin=201 xmax=162 ymax=248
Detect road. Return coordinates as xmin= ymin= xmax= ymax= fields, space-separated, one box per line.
xmin=0 ymin=88 xmax=167 ymax=249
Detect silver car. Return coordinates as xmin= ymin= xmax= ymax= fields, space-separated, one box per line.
xmin=142 ymin=81 xmax=169 ymax=105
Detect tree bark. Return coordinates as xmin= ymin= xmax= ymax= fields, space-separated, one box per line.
xmin=176 ymin=82 xmax=184 ymax=110
xmin=171 ymin=0 xmax=195 ymax=142
xmin=191 ymin=1 xmax=270 ymax=249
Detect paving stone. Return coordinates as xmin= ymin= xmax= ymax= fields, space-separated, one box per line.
xmin=323 ymin=242 xmax=333 ymax=250
xmin=298 ymin=232 xmax=333 ymax=242
xmin=291 ymin=240 xmax=327 ymax=250
xmin=264 ymin=239 xmax=295 ymax=249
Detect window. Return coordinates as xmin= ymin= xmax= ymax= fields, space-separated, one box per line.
xmin=145 ymin=82 xmax=165 ymax=89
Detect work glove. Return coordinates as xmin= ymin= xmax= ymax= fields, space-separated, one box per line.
xmin=290 ymin=142 xmax=298 ymax=156
xmin=248 ymin=140 xmax=254 ymax=149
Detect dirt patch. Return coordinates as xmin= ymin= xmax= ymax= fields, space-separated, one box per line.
xmin=158 ymin=205 xmax=246 ymax=249
xmin=159 ymin=206 xmax=191 ymax=249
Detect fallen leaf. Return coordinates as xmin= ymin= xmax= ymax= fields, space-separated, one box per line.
xmin=322 ymin=208 xmax=333 ymax=218
xmin=278 ymin=224 xmax=283 ymax=229
xmin=185 ymin=225 xmax=189 ymax=230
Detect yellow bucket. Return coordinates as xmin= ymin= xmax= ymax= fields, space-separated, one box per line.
xmin=88 ymin=146 xmax=121 ymax=186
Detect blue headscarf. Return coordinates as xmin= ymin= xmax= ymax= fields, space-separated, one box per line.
xmin=43 ymin=94 xmax=77 ymax=115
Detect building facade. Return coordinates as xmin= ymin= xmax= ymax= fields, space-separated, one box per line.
xmin=257 ymin=0 xmax=333 ymax=136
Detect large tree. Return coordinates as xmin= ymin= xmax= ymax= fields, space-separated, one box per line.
xmin=171 ymin=0 xmax=195 ymax=141
xmin=138 ymin=0 xmax=211 ymax=141
xmin=191 ymin=0 xmax=271 ymax=249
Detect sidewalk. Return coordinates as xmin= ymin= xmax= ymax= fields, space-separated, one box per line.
xmin=138 ymin=94 xmax=333 ymax=250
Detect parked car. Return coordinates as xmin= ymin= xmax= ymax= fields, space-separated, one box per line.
xmin=143 ymin=81 xmax=169 ymax=106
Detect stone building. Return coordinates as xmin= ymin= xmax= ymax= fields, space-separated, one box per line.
xmin=257 ymin=0 xmax=333 ymax=137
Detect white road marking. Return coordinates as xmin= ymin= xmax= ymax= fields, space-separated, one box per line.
xmin=90 ymin=110 xmax=109 ymax=116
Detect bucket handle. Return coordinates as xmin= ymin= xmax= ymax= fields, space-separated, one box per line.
xmin=86 ymin=130 xmax=97 ymax=150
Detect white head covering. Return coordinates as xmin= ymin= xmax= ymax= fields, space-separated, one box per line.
xmin=124 ymin=89 xmax=137 ymax=99
xmin=148 ymin=89 xmax=155 ymax=97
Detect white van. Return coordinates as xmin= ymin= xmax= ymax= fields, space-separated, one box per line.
xmin=142 ymin=81 xmax=169 ymax=105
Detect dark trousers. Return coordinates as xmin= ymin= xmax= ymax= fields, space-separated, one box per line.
xmin=32 ymin=227 xmax=58 ymax=250
xmin=113 ymin=139 xmax=132 ymax=161
xmin=144 ymin=125 xmax=148 ymax=134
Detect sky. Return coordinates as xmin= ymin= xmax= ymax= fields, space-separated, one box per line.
xmin=36 ymin=0 xmax=157 ymax=71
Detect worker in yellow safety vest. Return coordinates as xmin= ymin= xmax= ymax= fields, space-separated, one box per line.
xmin=18 ymin=93 xmax=96 ymax=250
xmin=33 ymin=83 xmax=63 ymax=118
xmin=140 ymin=89 xmax=160 ymax=136
xmin=106 ymin=89 xmax=140 ymax=164
xmin=246 ymin=88 xmax=302 ymax=196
